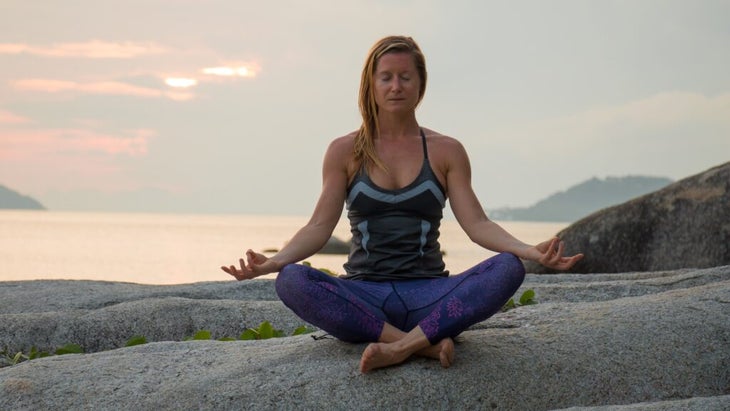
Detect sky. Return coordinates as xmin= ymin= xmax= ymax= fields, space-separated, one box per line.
xmin=1 ymin=0 xmax=729 ymax=216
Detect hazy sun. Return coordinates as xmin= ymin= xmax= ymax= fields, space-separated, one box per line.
xmin=164 ymin=77 xmax=197 ymax=88
xmin=162 ymin=64 xmax=257 ymax=91
xmin=202 ymin=66 xmax=256 ymax=77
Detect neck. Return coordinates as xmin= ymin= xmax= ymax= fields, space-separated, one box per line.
xmin=376 ymin=112 xmax=419 ymax=140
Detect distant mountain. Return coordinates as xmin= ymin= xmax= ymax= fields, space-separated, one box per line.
xmin=0 ymin=185 xmax=46 ymax=210
xmin=488 ymin=176 xmax=673 ymax=222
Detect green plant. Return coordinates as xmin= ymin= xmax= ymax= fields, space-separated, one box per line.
xmin=125 ymin=335 xmax=147 ymax=347
xmin=301 ymin=261 xmax=338 ymax=276
xmin=1 ymin=321 xmax=316 ymax=369
xmin=184 ymin=330 xmax=213 ymax=341
xmin=1 ymin=343 xmax=80 ymax=368
xmin=55 ymin=343 xmax=84 ymax=355
xmin=239 ymin=321 xmax=282 ymax=340
xmin=185 ymin=322 xmax=315 ymax=342
xmin=501 ymin=289 xmax=537 ymax=312
xmin=238 ymin=321 xmax=315 ymax=340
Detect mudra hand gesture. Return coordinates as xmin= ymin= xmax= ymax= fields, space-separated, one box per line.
xmin=221 ymin=249 xmax=279 ymax=280
xmin=534 ymin=237 xmax=583 ymax=271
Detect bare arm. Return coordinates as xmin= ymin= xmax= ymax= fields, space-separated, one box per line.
xmin=444 ymin=138 xmax=583 ymax=270
xmin=222 ymin=137 xmax=350 ymax=279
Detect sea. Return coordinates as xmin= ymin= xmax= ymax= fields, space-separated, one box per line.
xmin=0 ymin=210 xmax=567 ymax=285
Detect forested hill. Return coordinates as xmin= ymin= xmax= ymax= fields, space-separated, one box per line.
xmin=0 ymin=185 xmax=46 ymax=210
xmin=488 ymin=176 xmax=672 ymax=222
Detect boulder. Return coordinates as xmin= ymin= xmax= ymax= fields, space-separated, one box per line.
xmin=0 ymin=280 xmax=294 ymax=354
xmin=1 ymin=265 xmax=729 ymax=410
xmin=318 ymin=235 xmax=351 ymax=254
xmin=525 ymin=162 xmax=730 ymax=274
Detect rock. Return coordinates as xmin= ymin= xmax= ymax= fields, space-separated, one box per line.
xmin=318 ymin=235 xmax=351 ymax=254
xmin=0 ymin=280 xmax=295 ymax=353
xmin=0 ymin=184 xmax=45 ymax=210
xmin=1 ymin=266 xmax=729 ymax=410
xmin=556 ymin=395 xmax=730 ymax=410
xmin=525 ymin=162 xmax=730 ymax=274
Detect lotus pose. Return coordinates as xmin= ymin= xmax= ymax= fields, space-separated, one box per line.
xmin=222 ymin=35 xmax=583 ymax=373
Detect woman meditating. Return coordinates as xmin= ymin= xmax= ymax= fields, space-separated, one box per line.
xmin=222 ymin=35 xmax=583 ymax=373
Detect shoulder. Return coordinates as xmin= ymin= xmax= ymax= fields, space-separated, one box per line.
xmin=327 ymin=131 xmax=358 ymax=154
xmin=323 ymin=131 xmax=359 ymax=178
xmin=421 ymin=128 xmax=469 ymax=162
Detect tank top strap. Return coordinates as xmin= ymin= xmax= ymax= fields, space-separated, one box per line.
xmin=420 ymin=128 xmax=429 ymax=160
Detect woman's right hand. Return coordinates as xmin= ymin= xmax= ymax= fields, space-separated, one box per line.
xmin=221 ymin=249 xmax=280 ymax=280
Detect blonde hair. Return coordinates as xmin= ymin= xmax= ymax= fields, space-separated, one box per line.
xmin=354 ymin=36 xmax=427 ymax=171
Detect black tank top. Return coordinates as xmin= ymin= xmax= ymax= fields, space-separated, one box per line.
xmin=342 ymin=129 xmax=448 ymax=281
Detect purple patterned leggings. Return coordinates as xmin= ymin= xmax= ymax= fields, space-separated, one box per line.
xmin=275 ymin=253 xmax=525 ymax=344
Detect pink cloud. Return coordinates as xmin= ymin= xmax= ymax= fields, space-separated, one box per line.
xmin=0 ymin=128 xmax=154 ymax=160
xmin=0 ymin=109 xmax=30 ymax=124
xmin=12 ymin=78 xmax=194 ymax=100
xmin=0 ymin=127 xmax=157 ymax=193
xmin=0 ymin=40 xmax=168 ymax=58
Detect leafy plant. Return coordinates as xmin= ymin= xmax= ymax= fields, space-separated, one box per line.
xmin=184 ymin=330 xmax=213 ymax=341
xmin=55 ymin=343 xmax=84 ymax=355
xmin=183 ymin=321 xmax=315 ymax=342
xmin=1 ymin=321 xmax=316 ymax=369
xmin=2 ymin=345 xmax=52 ymax=367
xmin=238 ymin=321 xmax=315 ymax=340
xmin=502 ymin=289 xmax=537 ymax=312
xmin=237 ymin=321 xmax=316 ymax=340
xmin=292 ymin=325 xmax=315 ymax=336
xmin=239 ymin=321 xmax=284 ymax=340
xmin=125 ymin=335 xmax=147 ymax=347
xmin=301 ymin=261 xmax=338 ymax=276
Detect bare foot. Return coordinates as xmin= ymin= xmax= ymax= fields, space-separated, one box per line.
xmin=359 ymin=342 xmax=409 ymax=373
xmin=437 ymin=338 xmax=455 ymax=368
xmin=359 ymin=338 xmax=455 ymax=373
xmin=416 ymin=337 xmax=455 ymax=368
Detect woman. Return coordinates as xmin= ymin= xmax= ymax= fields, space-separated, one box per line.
xmin=222 ymin=36 xmax=583 ymax=373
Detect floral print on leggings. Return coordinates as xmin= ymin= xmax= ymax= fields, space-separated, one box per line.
xmin=275 ymin=253 xmax=525 ymax=344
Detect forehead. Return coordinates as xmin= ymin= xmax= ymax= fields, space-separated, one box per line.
xmin=375 ymin=51 xmax=417 ymax=72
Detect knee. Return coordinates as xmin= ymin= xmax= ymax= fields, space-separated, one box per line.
xmin=275 ymin=264 xmax=308 ymax=302
xmin=494 ymin=253 xmax=526 ymax=287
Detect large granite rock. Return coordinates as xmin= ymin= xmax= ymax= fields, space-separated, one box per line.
xmin=1 ymin=266 xmax=729 ymax=410
xmin=525 ymin=162 xmax=730 ymax=274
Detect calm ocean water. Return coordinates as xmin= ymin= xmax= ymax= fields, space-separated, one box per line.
xmin=0 ymin=210 xmax=567 ymax=285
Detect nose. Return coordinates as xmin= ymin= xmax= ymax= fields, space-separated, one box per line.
xmin=390 ymin=77 xmax=402 ymax=92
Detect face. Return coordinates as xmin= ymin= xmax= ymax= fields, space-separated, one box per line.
xmin=373 ymin=52 xmax=421 ymax=114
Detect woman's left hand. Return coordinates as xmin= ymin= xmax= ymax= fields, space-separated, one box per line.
xmin=534 ymin=237 xmax=584 ymax=271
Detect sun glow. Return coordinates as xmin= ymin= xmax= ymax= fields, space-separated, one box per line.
xmin=202 ymin=65 xmax=256 ymax=78
xmin=164 ymin=77 xmax=197 ymax=88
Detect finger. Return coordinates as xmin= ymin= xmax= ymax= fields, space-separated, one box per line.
xmin=222 ymin=265 xmax=239 ymax=277
xmin=554 ymin=240 xmax=565 ymax=260
xmin=559 ymin=253 xmax=584 ymax=270
xmin=222 ymin=265 xmax=243 ymax=280
xmin=544 ymin=238 xmax=558 ymax=259
xmin=248 ymin=249 xmax=263 ymax=265
xmin=542 ymin=242 xmax=565 ymax=268
xmin=553 ymin=238 xmax=563 ymax=253
xmin=540 ymin=238 xmax=558 ymax=264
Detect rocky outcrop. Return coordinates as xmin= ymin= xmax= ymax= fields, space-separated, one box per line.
xmin=0 ymin=185 xmax=45 ymax=210
xmin=318 ymin=235 xmax=351 ymax=254
xmin=1 ymin=266 xmax=729 ymax=410
xmin=525 ymin=162 xmax=730 ymax=274
xmin=489 ymin=175 xmax=672 ymax=222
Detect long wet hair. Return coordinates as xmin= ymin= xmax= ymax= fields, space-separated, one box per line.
xmin=354 ymin=36 xmax=427 ymax=172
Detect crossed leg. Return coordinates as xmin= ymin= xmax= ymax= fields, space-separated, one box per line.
xmin=275 ymin=253 xmax=525 ymax=373
xmin=360 ymin=323 xmax=454 ymax=373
